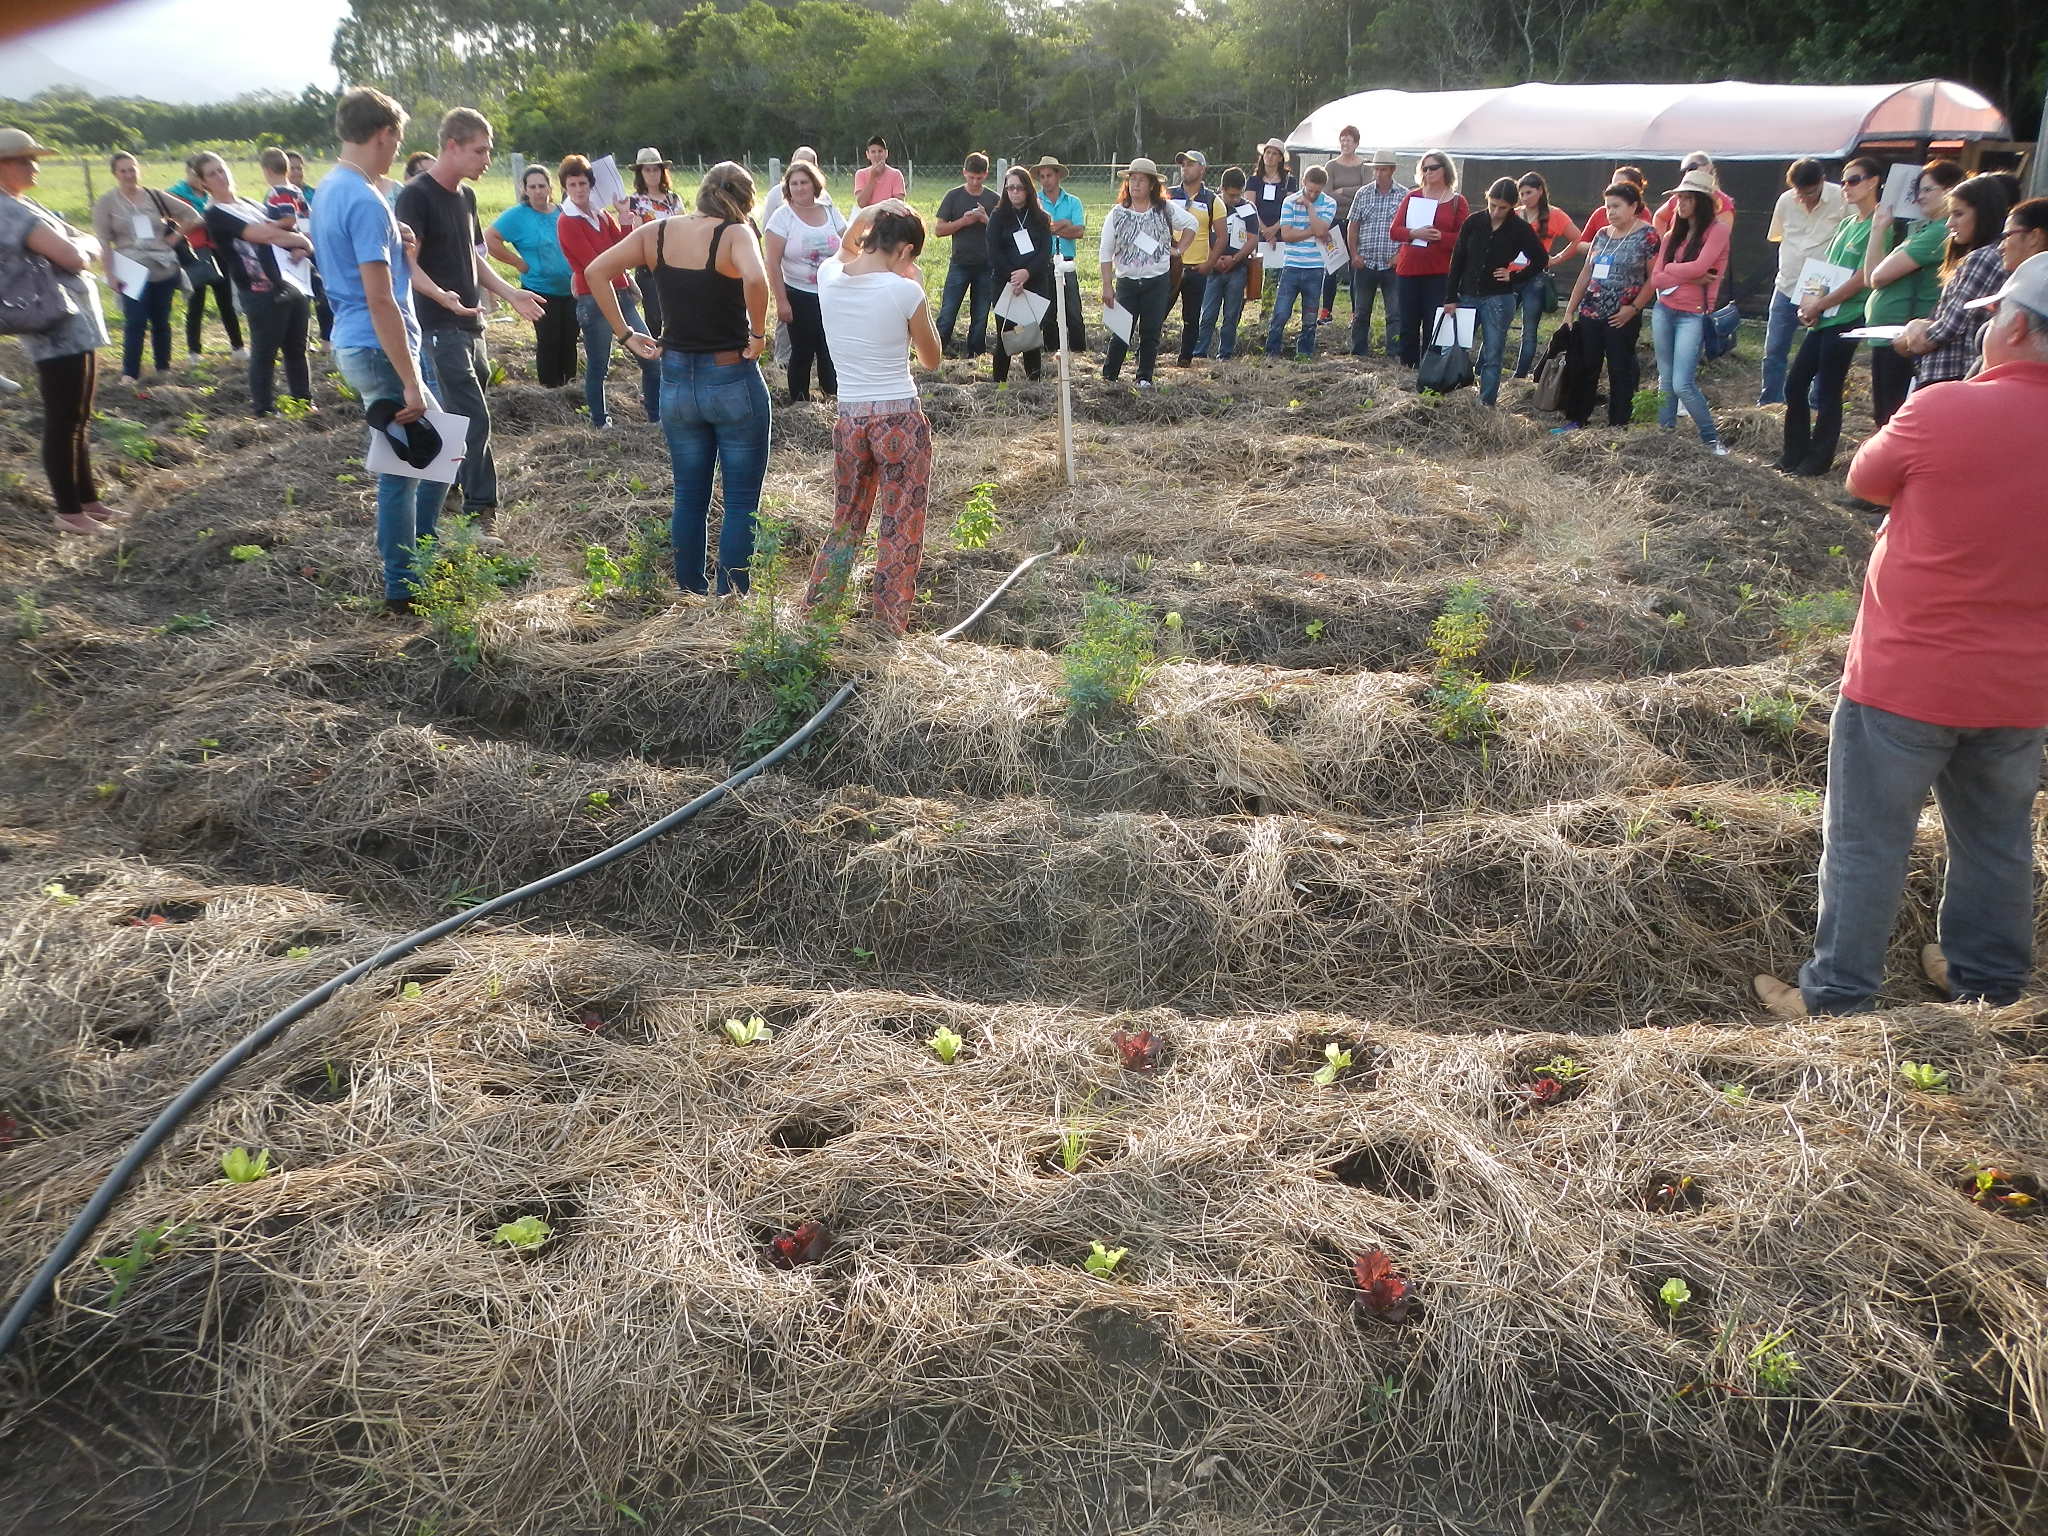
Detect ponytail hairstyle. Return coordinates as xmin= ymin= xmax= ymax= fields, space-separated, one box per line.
xmin=1669 ymin=189 xmax=1713 ymax=264
xmin=1516 ymin=171 xmax=1551 ymax=231
xmin=1484 ymin=176 xmax=1517 ymax=209
xmin=1603 ymin=182 xmax=1645 ymax=213
xmin=697 ymin=160 xmax=757 ymax=223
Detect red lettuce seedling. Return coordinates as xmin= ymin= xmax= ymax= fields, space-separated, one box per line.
xmin=576 ymin=1011 xmax=608 ymax=1033
xmin=129 ymin=913 xmax=170 ymax=929
xmin=1111 ymin=1028 xmax=1161 ymax=1072
xmin=766 ymin=1219 xmax=831 ymax=1268
xmin=1351 ymin=1248 xmax=1414 ymax=1323
xmin=1963 ymin=1165 xmax=2037 ymax=1217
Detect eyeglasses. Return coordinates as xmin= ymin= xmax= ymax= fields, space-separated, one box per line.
xmin=1842 ymin=174 xmax=1871 ymax=186
xmin=2000 ymin=228 xmax=2025 ymax=241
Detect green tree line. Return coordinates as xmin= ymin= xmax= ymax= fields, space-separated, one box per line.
xmin=6 ymin=0 xmax=2041 ymax=163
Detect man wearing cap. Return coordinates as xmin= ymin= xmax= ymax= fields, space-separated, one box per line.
xmin=312 ymin=87 xmax=446 ymax=615
xmin=1169 ymin=151 xmax=1223 ymax=367
xmin=1754 ymin=251 xmax=2048 ymax=1021
xmin=395 ymin=108 xmax=544 ymax=537
xmin=1346 ymin=149 xmax=1408 ymax=358
xmin=1035 ymin=156 xmax=1087 ymax=354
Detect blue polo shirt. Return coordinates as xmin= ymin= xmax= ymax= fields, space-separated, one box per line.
xmin=309 ymin=160 xmax=417 ymax=354
xmin=1037 ymin=187 xmax=1084 ymax=261
xmin=490 ymin=202 xmax=574 ymax=297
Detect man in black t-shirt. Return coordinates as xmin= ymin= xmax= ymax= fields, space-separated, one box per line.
xmin=934 ymin=153 xmax=1000 ymax=357
xmin=393 ymin=108 xmax=544 ymax=531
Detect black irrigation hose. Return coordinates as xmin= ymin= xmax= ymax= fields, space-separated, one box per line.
xmin=0 ymin=549 xmax=1057 ymax=1362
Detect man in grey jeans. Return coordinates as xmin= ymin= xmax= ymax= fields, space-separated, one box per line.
xmin=1755 ymin=253 xmax=2048 ymax=1017
xmin=393 ymin=108 xmax=543 ymax=534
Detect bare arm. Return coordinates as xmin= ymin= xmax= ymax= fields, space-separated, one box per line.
xmin=28 ymin=219 xmax=95 ymax=272
xmin=474 ymin=246 xmax=543 ymax=319
xmin=721 ymin=222 xmax=772 ymax=358
xmin=357 ymin=260 xmax=428 ymax=420
xmin=909 ymin=300 xmax=942 ymax=370
xmin=485 ymin=228 xmax=526 ymax=274
xmin=583 ymin=223 xmax=652 ymax=343
xmin=764 ymin=229 xmax=793 ymax=322
xmin=233 ymin=219 xmax=313 ymax=255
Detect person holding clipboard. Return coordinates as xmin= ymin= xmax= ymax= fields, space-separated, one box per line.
xmin=1389 ymin=150 xmax=1468 ymax=367
xmin=191 ymin=151 xmax=316 ymax=418
xmin=1098 ymin=157 xmax=1198 ymax=389
xmin=1250 ymin=139 xmax=1297 ymax=308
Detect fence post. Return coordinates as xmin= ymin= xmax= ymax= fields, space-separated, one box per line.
xmin=81 ymin=157 xmax=93 ymax=203
xmin=769 ymin=156 xmax=783 ymax=192
xmin=510 ymin=152 xmax=525 ymax=189
xmin=996 ymin=157 xmax=1008 ymax=188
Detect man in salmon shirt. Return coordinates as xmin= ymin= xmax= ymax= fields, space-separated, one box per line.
xmin=1756 ymin=252 xmax=2048 ymax=1019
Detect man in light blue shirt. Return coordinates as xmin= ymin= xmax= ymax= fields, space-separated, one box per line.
xmin=1035 ymin=155 xmax=1087 ymax=354
xmin=311 ymin=85 xmax=444 ymax=612
xmin=1268 ymin=164 xmax=1337 ymax=359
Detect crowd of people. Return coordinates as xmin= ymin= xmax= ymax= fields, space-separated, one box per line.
xmin=4 ymin=96 xmax=2048 ymax=1021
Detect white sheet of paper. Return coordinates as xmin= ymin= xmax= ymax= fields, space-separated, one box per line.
xmin=365 ymin=409 xmax=471 ymax=484
xmin=589 ymin=154 xmax=628 ymax=213
xmin=1405 ymin=197 xmax=1438 ymax=245
xmin=1101 ymin=301 xmax=1134 ymax=343
xmin=1843 ymin=324 xmax=1910 ymax=340
xmin=278 ymin=250 xmax=315 ymax=296
xmin=1453 ymin=306 xmax=1476 ymax=349
xmin=1509 ymin=250 xmax=1531 ymax=270
xmin=131 ymin=211 xmax=156 ymax=242
xmin=109 ymin=250 xmax=151 ymax=301
xmin=1012 ymin=228 xmax=1033 ymax=255
xmin=1257 ymin=241 xmax=1279 ymax=265
xmin=1321 ymin=238 xmax=1347 ymax=274
xmin=1882 ymin=163 xmax=1922 ymax=220
xmin=1134 ymin=232 xmax=1160 ymax=255
xmin=1592 ymin=261 xmax=1611 ymax=279
xmin=992 ymin=286 xmax=1049 ymax=325
xmin=1228 ymin=221 xmax=1248 ymax=251
xmin=1796 ymin=257 xmax=1855 ymax=319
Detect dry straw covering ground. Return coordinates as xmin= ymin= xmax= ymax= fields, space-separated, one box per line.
xmin=1 ymin=316 xmax=2044 ymax=1536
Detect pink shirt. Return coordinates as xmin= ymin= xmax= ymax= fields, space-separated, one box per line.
xmin=854 ymin=164 xmax=906 ymax=206
xmin=1648 ymin=218 xmax=1729 ymax=314
xmin=1842 ymin=361 xmax=2048 ymax=728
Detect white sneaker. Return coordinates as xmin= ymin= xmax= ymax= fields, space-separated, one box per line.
xmin=231 ymin=348 xmax=250 ymax=361
xmin=0 ymin=374 xmax=20 ymax=394
xmin=1710 ymin=441 xmax=1730 ymax=456
xmin=595 ymin=419 xmax=617 ymax=432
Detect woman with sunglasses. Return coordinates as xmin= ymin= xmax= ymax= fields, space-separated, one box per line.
xmin=1780 ymin=155 xmax=1885 ymax=477
xmin=1388 ymin=151 xmax=1467 ymax=368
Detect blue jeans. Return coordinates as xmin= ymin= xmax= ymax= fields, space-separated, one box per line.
xmin=1469 ymin=293 xmax=1516 ymax=404
xmin=577 ymin=291 xmax=658 ymax=427
xmin=1196 ymin=262 xmax=1248 ymax=358
xmin=1513 ymin=274 xmax=1549 ymax=376
xmin=660 ymin=350 xmax=771 ymax=595
xmin=1760 ymin=290 xmax=1800 ymax=406
xmin=1349 ymin=265 xmax=1398 ymax=356
xmin=120 ymin=275 xmax=178 ymax=378
xmin=333 ymin=344 xmax=448 ymax=600
xmin=937 ymin=261 xmax=993 ymax=357
xmin=1800 ymin=699 xmax=2046 ymax=1014
xmin=1652 ymin=304 xmax=1718 ymax=444
xmin=1265 ymin=265 xmax=1324 ymax=357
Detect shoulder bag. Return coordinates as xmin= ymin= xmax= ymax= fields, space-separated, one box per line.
xmin=1416 ymin=309 xmax=1474 ymax=394
xmin=0 ymin=201 xmax=79 ymax=335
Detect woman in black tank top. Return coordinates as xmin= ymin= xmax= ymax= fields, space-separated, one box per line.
xmin=584 ymin=161 xmax=772 ymax=598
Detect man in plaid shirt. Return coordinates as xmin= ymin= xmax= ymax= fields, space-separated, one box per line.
xmin=1346 ymin=149 xmax=1408 ymax=358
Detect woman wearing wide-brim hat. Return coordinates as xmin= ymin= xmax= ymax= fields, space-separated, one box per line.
xmin=1098 ymin=156 xmax=1198 ymax=388
xmin=616 ymin=147 xmax=682 ymax=337
xmin=0 ymin=126 xmax=128 ymax=534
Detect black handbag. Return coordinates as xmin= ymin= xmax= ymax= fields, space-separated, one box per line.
xmin=1532 ymin=322 xmax=1574 ymax=412
xmin=0 ymin=197 xmax=79 ymax=335
xmin=177 ymin=232 xmax=221 ymax=288
xmin=1416 ymin=311 xmax=1473 ymax=393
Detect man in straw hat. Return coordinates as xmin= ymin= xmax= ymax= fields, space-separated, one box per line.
xmin=1346 ymin=148 xmax=1408 ymax=358
xmin=1034 ymin=155 xmax=1087 ymax=354
xmin=1755 ymin=252 xmax=2048 ymax=1020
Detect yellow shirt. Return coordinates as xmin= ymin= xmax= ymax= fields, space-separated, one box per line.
xmin=1168 ymin=184 xmax=1223 ymax=251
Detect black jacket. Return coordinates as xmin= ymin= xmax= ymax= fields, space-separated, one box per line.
xmin=1443 ymin=209 xmax=1549 ymax=305
xmin=989 ymin=201 xmax=1053 ymax=296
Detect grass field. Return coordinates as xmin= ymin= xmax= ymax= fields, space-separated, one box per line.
xmin=5 ymin=147 xmax=2046 ymax=1536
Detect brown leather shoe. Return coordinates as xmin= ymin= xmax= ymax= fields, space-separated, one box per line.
xmin=1752 ymin=974 xmax=1807 ymax=1019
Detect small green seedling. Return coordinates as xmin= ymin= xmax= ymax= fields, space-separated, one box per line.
xmin=952 ymin=481 xmax=1000 ymax=549
xmin=157 ymin=611 xmax=216 ymax=635
xmin=399 ymin=981 xmax=424 ymax=1001
xmin=585 ymin=789 xmax=612 ymax=813
xmin=1304 ymin=619 xmax=1325 ymax=641
xmin=93 ymin=781 xmax=116 ymax=799
xmin=284 ymin=945 xmax=312 ymax=959
xmin=1535 ymin=1054 xmax=1588 ymax=1082
xmin=1748 ymin=1331 xmax=1802 ymax=1394
xmin=1164 ymin=611 xmax=1183 ymax=630
xmin=1313 ymin=1041 xmax=1352 ymax=1087
xmin=1059 ymin=1125 xmax=1087 ymax=1174
xmin=1659 ymin=1277 xmax=1692 ymax=1318
xmin=1720 ymin=1083 xmax=1750 ymax=1105
xmin=493 ymin=1215 xmax=552 ymax=1250
xmin=97 ymin=1223 xmax=181 ymax=1307
xmin=1083 ymin=1240 xmax=1126 ymax=1277
xmin=724 ymin=1014 xmax=772 ymax=1047
xmin=221 ymin=1147 xmax=273 ymax=1183
xmin=229 ymin=544 xmax=268 ymax=562
xmin=1900 ymin=1060 xmax=1951 ymax=1093
xmin=43 ymin=882 xmax=79 ymax=906
xmin=928 ymin=1024 xmax=965 ymax=1063
xmin=852 ymin=946 xmax=877 ymax=966
xmin=13 ymin=592 xmax=42 ymax=639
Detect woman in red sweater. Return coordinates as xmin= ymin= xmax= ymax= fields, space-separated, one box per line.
xmin=1389 ymin=150 xmax=1468 ymax=367
xmin=1646 ymin=170 xmax=1731 ymax=454
xmin=555 ymin=154 xmax=658 ymax=429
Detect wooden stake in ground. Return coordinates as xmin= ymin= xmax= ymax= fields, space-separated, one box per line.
xmin=1055 ymin=256 xmax=1076 ymax=486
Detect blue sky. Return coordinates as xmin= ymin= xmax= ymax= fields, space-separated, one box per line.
xmin=4 ymin=0 xmax=351 ymax=103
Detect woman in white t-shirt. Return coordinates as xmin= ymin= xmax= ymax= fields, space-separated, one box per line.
xmin=1097 ymin=156 xmax=1198 ymax=388
xmin=805 ymin=199 xmax=943 ymax=636
xmin=763 ymin=161 xmax=849 ymax=403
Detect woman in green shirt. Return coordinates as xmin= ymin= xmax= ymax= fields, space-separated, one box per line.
xmin=1779 ymin=155 xmax=1884 ymax=477
xmin=1863 ymin=160 xmax=1964 ymax=423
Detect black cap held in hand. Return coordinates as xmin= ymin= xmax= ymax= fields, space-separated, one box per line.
xmin=365 ymin=398 xmax=444 ymax=469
